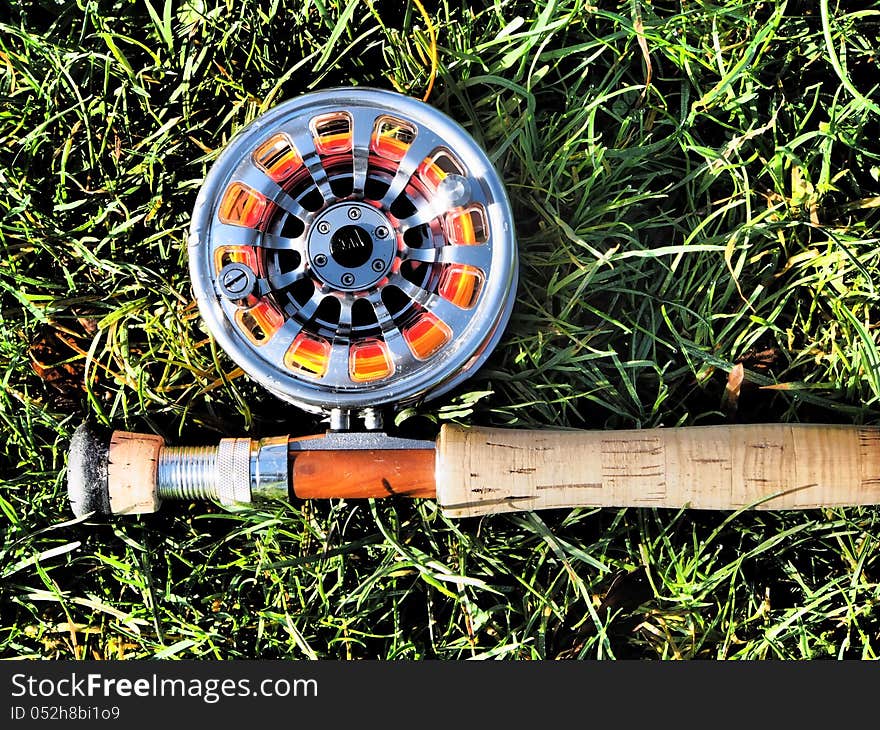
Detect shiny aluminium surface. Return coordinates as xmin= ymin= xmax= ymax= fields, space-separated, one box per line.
xmin=189 ymin=88 xmax=518 ymax=415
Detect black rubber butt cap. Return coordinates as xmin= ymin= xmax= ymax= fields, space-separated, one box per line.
xmin=67 ymin=422 xmax=112 ymax=517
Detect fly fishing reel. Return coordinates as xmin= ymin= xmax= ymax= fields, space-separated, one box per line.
xmin=189 ymin=88 xmax=518 ymax=423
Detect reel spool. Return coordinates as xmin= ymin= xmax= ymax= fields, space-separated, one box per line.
xmin=189 ymin=88 xmax=518 ymax=421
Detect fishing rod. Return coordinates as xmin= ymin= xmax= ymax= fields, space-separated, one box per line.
xmin=66 ymin=88 xmax=880 ymax=519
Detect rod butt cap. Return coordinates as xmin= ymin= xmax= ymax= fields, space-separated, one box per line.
xmin=67 ymin=422 xmax=111 ymax=517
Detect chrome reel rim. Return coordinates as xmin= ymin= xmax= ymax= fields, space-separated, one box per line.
xmin=189 ymin=87 xmax=518 ymax=413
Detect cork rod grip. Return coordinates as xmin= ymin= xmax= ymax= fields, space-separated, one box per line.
xmin=435 ymin=424 xmax=880 ymax=517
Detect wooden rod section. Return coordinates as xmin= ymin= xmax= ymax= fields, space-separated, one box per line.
xmin=291 ymin=448 xmax=436 ymax=500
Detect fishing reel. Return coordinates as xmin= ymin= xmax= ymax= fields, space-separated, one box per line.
xmin=68 ymin=88 xmax=518 ymax=517
xmin=191 ymin=87 xmax=518 ymax=428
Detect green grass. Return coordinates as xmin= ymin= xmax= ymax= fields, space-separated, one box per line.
xmin=2 ymin=0 xmax=880 ymax=659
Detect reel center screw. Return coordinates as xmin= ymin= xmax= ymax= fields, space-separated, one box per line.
xmin=330 ymin=225 xmax=373 ymax=268
xmin=306 ymin=202 xmax=396 ymax=291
